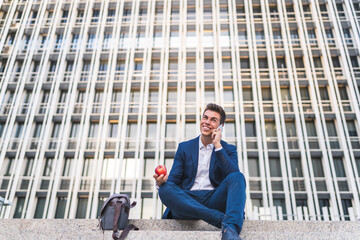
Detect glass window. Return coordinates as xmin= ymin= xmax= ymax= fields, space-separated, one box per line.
xmin=186 ymin=89 xmax=196 ymax=102
xmin=149 ymin=90 xmax=158 ymax=103
xmin=291 ymin=158 xmax=303 ymax=177
xmin=332 ymin=57 xmax=341 ymax=68
xmin=13 ymin=197 xmax=25 ymax=218
xmin=43 ymin=158 xmax=53 ymax=176
xmin=166 ymin=123 xmax=176 ymax=138
xmin=312 ymin=158 xmax=325 ymax=177
xmin=355 ymin=157 xmax=360 ymax=176
xmin=243 ymin=88 xmax=253 ymax=101
xmin=346 ymin=120 xmax=358 ymax=136
xmin=305 ymin=120 xmax=317 ymax=137
xmin=313 ymin=57 xmax=322 ymax=68
xmin=245 ymin=121 xmax=256 ymax=137
xmin=116 ymin=60 xmax=126 ymax=71
xmin=319 ymin=87 xmax=329 ymax=100
xmin=82 ymin=158 xmax=95 ymax=176
xmin=238 ymin=30 xmax=247 ymax=40
xmin=55 ymin=197 xmax=67 ymax=218
xmin=169 ymin=59 xmax=178 ymax=70
xmin=143 ymin=159 xmax=155 ymax=178
xmin=290 ymin=29 xmax=299 ymax=39
xmin=204 ymin=58 xmax=214 ymax=70
xmin=273 ymin=199 xmax=286 ymax=220
xmin=134 ymin=60 xmax=143 ymax=71
xmin=32 ymin=123 xmax=43 ymax=138
xmin=261 ymin=88 xmax=272 ymax=101
xmin=62 ymin=158 xmax=73 ymax=176
xmin=326 ymin=120 xmax=337 ymax=136
xmin=300 ymin=87 xmax=310 ymax=100
xmin=41 ymin=91 xmax=50 ymax=103
xmin=185 ymin=122 xmax=197 ymax=139
xmin=1 ymin=158 xmax=14 ymax=177
xmin=167 ymin=89 xmax=177 ymax=102
xmin=94 ymin=90 xmax=104 ymax=103
xmin=258 ymin=58 xmax=268 ymax=68
xmin=99 ymin=60 xmax=108 ymax=71
xmin=88 ymin=122 xmax=99 ymax=137
xmin=23 ymin=158 xmax=34 ymax=176
xmin=350 ymin=56 xmax=359 ymax=68
xmin=341 ymin=199 xmax=352 ymax=221
xmin=141 ymin=198 xmax=153 ymax=219
xmin=101 ymin=158 xmax=116 ymax=180
xmin=76 ymin=198 xmax=88 ymax=219
xmin=224 ymin=89 xmax=234 ymax=102
xmin=240 ymin=58 xmax=250 ymax=68
xmin=146 ymin=123 xmax=157 ymax=138
xmin=248 ymin=158 xmax=260 ymax=177
xmin=0 ymin=122 xmax=4 ymax=137
xmin=82 ymin=61 xmax=91 ymax=71
xmin=295 ymin=57 xmax=304 ymax=68
xmin=280 ymin=88 xmax=291 ymax=101
xmin=14 ymin=123 xmax=24 ymax=138
xmin=34 ymin=197 xmax=46 ymax=218
xmin=269 ymin=158 xmax=282 ymax=177
xmin=277 ymin=57 xmax=286 ymax=68
xmin=265 ymin=121 xmax=277 ymax=137
xmin=338 ymin=86 xmax=349 ymax=100
xmin=225 ymin=122 xmax=236 ymax=138
xmin=126 ymin=123 xmax=137 ymax=138
xmin=108 ymin=123 xmax=118 ymax=138
xmin=222 ymin=58 xmax=231 ymax=70
xmin=58 ymin=91 xmax=67 ymax=103
xmin=70 ymin=123 xmax=80 ymax=138
xmin=285 ymin=121 xmax=297 ymax=137
xmin=205 ymin=89 xmax=215 ymax=102
xmin=97 ymin=197 xmax=107 ymax=217
xmin=333 ymin=158 xmax=346 ymax=177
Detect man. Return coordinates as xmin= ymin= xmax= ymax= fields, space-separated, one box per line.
xmin=153 ymin=103 xmax=246 ymax=240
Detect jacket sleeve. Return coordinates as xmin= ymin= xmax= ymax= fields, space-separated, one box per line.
xmin=167 ymin=143 xmax=185 ymax=186
xmin=215 ymin=144 xmax=239 ymax=176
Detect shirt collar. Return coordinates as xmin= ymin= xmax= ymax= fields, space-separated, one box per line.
xmin=199 ymin=136 xmax=214 ymax=150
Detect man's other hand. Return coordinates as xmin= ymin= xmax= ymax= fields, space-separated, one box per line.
xmin=153 ymin=173 xmax=168 ymax=186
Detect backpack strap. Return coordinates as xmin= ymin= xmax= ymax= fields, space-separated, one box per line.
xmin=116 ymin=224 xmax=139 ymax=240
xmin=113 ymin=201 xmax=124 ymax=234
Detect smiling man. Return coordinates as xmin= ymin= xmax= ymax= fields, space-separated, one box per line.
xmin=153 ymin=103 xmax=246 ymax=240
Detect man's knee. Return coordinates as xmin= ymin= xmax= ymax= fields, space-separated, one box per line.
xmin=226 ymin=172 xmax=246 ymax=186
xmin=158 ymin=181 xmax=177 ymax=200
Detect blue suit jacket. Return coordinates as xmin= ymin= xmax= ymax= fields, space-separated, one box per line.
xmin=162 ymin=136 xmax=239 ymax=218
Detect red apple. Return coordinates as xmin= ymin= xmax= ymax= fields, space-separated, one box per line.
xmin=155 ymin=165 xmax=167 ymax=176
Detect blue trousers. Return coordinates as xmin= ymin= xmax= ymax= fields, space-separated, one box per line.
xmin=158 ymin=172 xmax=246 ymax=234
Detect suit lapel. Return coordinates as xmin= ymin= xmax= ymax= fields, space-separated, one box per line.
xmin=191 ymin=136 xmax=200 ymax=176
xmin=209 ymin=148 xmax=216 ymax=177
xmin=210 ymin=141 xmax=223 ymax=177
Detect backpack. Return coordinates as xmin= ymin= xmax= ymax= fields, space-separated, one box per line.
xmin=99 ymin=193 xmax=139 ymax=240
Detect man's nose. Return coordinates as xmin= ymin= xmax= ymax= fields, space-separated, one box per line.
xmin=204 ymin=119 xmax=211 ymax=124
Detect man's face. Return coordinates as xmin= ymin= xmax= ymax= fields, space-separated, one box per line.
xmin=200 ymin=110 xmax=221 ymax=137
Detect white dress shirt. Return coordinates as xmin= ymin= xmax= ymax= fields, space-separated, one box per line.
xmin=190 ymin=137 xmax=222 ymax=191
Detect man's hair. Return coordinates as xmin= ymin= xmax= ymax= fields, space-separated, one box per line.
xmin=203 ymin=103 xmax=226 ymax=125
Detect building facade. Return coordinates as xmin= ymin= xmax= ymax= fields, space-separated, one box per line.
xmin=0 ymin=0 xmax=360 ymax=221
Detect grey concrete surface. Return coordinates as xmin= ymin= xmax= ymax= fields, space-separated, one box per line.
xmin=0 ymin=219 xmax=359 ymax=239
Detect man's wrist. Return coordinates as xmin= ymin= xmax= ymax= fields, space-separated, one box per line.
xmin=214 ymin=142 xmax=222 ymax=150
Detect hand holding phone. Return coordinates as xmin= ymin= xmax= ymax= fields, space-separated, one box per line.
xmin=212 ymin=124 xmax=223 ymax=148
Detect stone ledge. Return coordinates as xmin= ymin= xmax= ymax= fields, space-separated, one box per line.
xmin=0 ymin=219 xmax=359 ymax=240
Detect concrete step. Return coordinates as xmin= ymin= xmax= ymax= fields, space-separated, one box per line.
xmin=0 ymin=219 xmax=359 ymax=240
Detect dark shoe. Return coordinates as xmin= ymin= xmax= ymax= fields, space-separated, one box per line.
xmin=221 ymin=227 xmax=241 ymax=240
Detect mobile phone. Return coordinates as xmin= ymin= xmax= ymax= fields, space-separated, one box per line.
xmin=217 ymin=124 xmax=224 ymax=132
